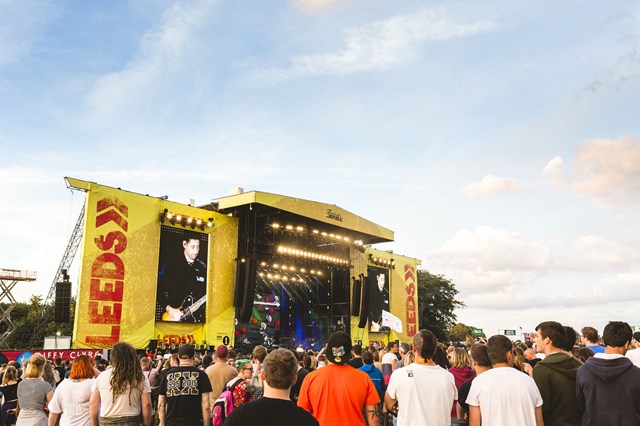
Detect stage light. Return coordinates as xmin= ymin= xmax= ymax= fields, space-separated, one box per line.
xmin=259 ymin=272 xmax=265 ymax=277
xmin=176 ymin=215 xmax=182 ymax=221
xmin=267 ymin=273 xmax=273 ymax=279
xmin=286 ymin=225 xmax=293 ymax=230
xmin=321 ymin=232 xmax=328 ymax=236
xmin=313 ymin=229 xmax=319 ymax=234
xmin=187 ymin=217 xmax=193 ymax=224
xmin=273 ymin=263 xmax=279 ymax=268
xmin=261 ymin=262 xmax=267 ymax=267
xmin=272 ymin=223 xmax=280 ymax=229
xmin=196 ymin=219 xmax=202 ymax=225
xmin=166 ymin=212 xmax=173 ymax=219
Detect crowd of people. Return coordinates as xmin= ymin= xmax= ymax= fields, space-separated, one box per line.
xmin=0 ymin=321 xmax=639 ymax=425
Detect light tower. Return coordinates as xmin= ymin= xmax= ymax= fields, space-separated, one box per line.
xmin=0 ymin=268 xmax=37 ymax=347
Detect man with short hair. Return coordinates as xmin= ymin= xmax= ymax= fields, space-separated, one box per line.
xmin=532 ymin=321 xmax=581 ymax=426
xmin=625 ymin=331 xmax=640 ymax=367
xmin=158 ymin=344 xmax=212 ymax=426
xmin=524 ymin=348 xmax=541 ymax=368
xmin=466 ymin=335 xmax=543 ymax=426
xmin=577 ymin=321 xmax=640 ymax=425
xmin=223 ymin=349 xmax=318 ymax=426
xmin=381 ymin=341 xmax=399 ymax=385
xmin=348 ymin=344 xmax=364 ymax=369
xmin=580 ymin=326 xmax=604 ymax=353
xmin=298 ymin=331 xmax=380 ymax=426
xmin=395 ymin=342 xmax=412 ymax=369
xmin=456 ymin=344 xmax=491 ymax=423
xmin=206 ymin=345 xmax=239 ymax=403
xmin=359 ymin=350 xmax=384 ymax=401
xmin=385 ymin=329 xmax=456 ymax=426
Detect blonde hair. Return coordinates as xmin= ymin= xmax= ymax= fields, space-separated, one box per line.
xmin=25 ymin=353 xmax=46 ymax=378
xmin=2 ymin=366 xmax=18 ymax=384
xmin=450 ymin=347 xmax=471 ymax=369
xmin=404 ymin=350 xmax=415 ymax=366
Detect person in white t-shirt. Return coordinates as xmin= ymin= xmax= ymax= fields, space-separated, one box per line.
xmin=385 ymin=330 xmax=457 ymax=426
xmin=466 ymin=335 xmax=543 ymax=426
xmin=625 ymin=331 xmax=640 ymax=367
xmin=89 ymin=342 xmax=152 ymax=426
xmin=381 ymin=342 xmax=399 ymax=386
xmin=48 ymin=354 xmax=96 ymax=426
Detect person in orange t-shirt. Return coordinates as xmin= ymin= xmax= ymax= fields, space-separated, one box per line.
xmin=298 ymin=332 xmax=380 ymax=426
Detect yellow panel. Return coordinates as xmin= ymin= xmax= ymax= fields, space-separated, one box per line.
xmin=218 ymin=191 xmax=394 ymax=242
xmin=72 ymin=179 xmax=237 ymax=349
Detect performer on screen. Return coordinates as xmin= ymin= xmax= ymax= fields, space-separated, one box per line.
xmin=156 ymin=231 xmax=207 ymax=322
xmin=369 ymin=272 xmax=389 ymax=332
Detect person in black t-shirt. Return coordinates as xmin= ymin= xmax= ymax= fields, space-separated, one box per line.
xmin=348 ymin=344 xmax=364 ymax=369
xmin=290 ymin=350 xmax=309 ymax=403
xmin=158 ymin=344 xmax=212 ymax=426
xmin=224 ymin=349 xmax=318 ymax=426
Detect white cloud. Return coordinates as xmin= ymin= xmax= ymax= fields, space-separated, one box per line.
xmin=87 ymin=0 xmax=218 ymax=116
xmin=428 ymin=226 xmax=553 ymax=290
xmin=544 ymin=135 xmax=640 ymax=206
xmin=249 ymin=8 xmax=495 ymax=84
xmin=294 ymin=0 xmax=350 ymax=13
xmin=0 ymin=0 xmax=58 ymax=65
xmin=464 ymin=174 xmax=528 ymax=198
xmin=575 ymin=234 xmax=640 ymax=268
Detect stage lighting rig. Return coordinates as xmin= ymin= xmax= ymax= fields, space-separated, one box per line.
xmin=159 ymin=209 xmax=213 ymax=230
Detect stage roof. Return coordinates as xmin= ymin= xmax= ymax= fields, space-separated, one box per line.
xmin=216 ymin=191 xmax=394 ymax=244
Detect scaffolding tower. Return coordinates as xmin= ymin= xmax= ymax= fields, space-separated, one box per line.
xmin=29 ymin=204 xmax=85 ymax=348
xmin=0 ymin=268 xmax=37 ymax=348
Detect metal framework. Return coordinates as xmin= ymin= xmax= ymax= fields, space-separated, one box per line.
xmin=0 ymin=269 xmax=37 ymax=348
xmin=29 ymin=204 xmax=85 ymax=348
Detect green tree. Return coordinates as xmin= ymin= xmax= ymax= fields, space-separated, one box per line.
xmin=418 ymin=270 xmax=465 ymax=341
xmin=448 ymin=322 xmax=474 ymax=342
xmin=0 ymin=295 xmax=75 ymax=349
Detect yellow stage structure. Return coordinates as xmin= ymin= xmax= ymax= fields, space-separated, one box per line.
xmin=68 ymin=178 xmax=420 ymax=350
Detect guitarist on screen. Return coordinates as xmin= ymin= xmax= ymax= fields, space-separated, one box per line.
xmin=156 ymin=231 xmax=207 ymax=322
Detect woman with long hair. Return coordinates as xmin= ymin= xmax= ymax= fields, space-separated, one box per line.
xmin=1 ymin=366 xmax=20 ymax=426
xmin=447 ymin=347 xmax=476 ymax=418
xmin=48 ymin=355 xmax=96 ymax=426
xmin=16 ymin=353 xmax=53 ymax=425
xmin=89 ymin=342 xmax=152 ymax=426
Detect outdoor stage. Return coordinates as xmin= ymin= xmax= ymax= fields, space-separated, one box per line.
xmin=68 ymin=178 xmax=420 ymax=350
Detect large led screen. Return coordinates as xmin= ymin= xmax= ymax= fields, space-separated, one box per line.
xmin=368 ymin=266 xmax=390 ymax=332
xmin=156 ymin=226 xmax=209 ymax=323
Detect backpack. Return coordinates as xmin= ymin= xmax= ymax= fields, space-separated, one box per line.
xmin=212 ymin=378 xmax=242 ymax=426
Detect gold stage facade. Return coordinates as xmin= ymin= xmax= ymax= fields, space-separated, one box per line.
xmin=68 ymin=178 xmax=420 ymax=351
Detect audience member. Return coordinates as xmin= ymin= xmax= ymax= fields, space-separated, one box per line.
xmin=223 ymin=349 xmax=318 ymax=426
xmin=298 ymin=331 xmax=380 ymax=426
xmin=385 ymin=330 xmax=456 ymax=426
xmin=466 ymin=335 xmax=543 ymax=426
xmin=576 ymin=321 xmax=640 ymax=425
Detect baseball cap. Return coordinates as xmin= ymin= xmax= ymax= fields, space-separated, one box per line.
xmin=326 ymin=331 xmax=352 ymax=365
xmin=215 ymin=345 xmax=229 ymax=359
xmin=178 ymin=344 xmax=195 ymax=359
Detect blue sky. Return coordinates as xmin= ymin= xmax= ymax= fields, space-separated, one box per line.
xmin=2 ymin=0 xmax=639 ymax=338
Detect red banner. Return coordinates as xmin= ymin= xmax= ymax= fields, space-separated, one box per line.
xmin=0 ymin=349 xmax=104 ymax=364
